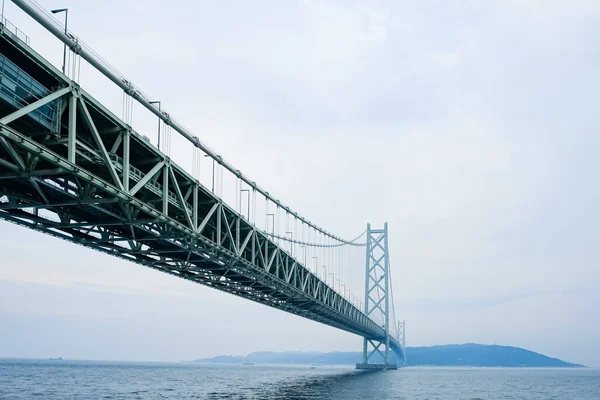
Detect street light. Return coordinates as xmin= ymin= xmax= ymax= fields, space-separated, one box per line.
xmin=240 ymin=189 xmax=250 ymax=219
xmin=204 ymin=154 xmax=215 ymax=192
xmin=266 ymin=213 xmax=275 ymax=237
xmin=149 ymin=101 xmax=161 ymax=150
xmin=50 ymin=8 xmax=68 ymax=74
xmin=300 ymin=245 xmax=307 ymax=265
xmin=285 ymin=231 xmax=293 ymax=256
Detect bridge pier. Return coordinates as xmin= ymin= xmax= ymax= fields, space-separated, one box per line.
xmin=355 ymin=363 xmax=398 ymax=370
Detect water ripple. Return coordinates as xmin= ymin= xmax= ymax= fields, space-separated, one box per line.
xmin=0 ymin=360 xmax=598 ymax=399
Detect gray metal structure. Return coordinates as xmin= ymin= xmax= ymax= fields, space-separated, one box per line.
xmin=0 ymin=0 xmax=405 ymax=367
xmin=356 ymin=223 xmax=399 ymax=370
xmin=398 ymin=320 xmax=407 ymax=366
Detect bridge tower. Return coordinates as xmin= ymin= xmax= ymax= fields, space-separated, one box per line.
xmin=398 ymin=320 xmax=407 ymax=366
xmin=356 ymin=222 xmax=399 ymax=370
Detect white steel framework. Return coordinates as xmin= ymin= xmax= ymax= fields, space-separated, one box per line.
xmin=0 ymin=23 xmax=404 ymax=358
xmin=0 ymin=2 xmax=406 ymax=366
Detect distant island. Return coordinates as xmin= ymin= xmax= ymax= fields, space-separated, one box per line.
xmin=191 ymin=344 xmax=584 ymax=368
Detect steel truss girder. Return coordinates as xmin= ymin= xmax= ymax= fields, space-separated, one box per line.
xmin=0 ymin=29 xmax=404 ymax=347
xmin=0 ymin=86 xmax=385 ymax=346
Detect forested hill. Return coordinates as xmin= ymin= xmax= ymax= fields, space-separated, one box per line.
xmin=192 ymin=344 xmax=584 ymax=367
xmin=405 ymin=344 xmax=583 ymax=367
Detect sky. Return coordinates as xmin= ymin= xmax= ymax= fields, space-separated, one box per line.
xmin=0 ymin=0 xmax=599 ymax=367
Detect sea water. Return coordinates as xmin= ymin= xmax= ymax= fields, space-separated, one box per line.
xmin=0 ymin=359 xmax=599 ymax=399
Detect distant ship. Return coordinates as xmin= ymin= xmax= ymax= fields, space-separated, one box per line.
xmin=242 ymin=362 xmax=255 ymax=366
xmin=48 ymin=357 xmax=63 ymax=361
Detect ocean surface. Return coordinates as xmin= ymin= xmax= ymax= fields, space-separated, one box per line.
xmin=0 ymin=359 xmax=598 ymax=399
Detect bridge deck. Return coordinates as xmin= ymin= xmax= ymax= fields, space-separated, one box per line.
xmin=0 ymin=23 xmax=403 ymax=357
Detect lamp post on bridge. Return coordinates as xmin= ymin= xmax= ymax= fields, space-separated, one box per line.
xmin=286 ymin=231 xmax=293 ymax=256
xmin=299 ymin=245 xmax=307 ymax=266
xmin=205 ymin=154 xmax=215 ymax=193
xmin=149 ymin=101 xmax=161 ymax=151
xmin=50 ymin=8 xmax=68 ymax=74
xmin=240 ymin=188 xmax=250 ymax=219
xmin=266 ymin=213 xmax=275 ymax=238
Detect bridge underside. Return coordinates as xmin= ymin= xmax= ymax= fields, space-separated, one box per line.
xmin=0 ymin=22 xmax=404 ymax=359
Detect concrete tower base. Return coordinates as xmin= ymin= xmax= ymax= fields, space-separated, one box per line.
xmin=355 ymin=363 xmax=398 ymax=370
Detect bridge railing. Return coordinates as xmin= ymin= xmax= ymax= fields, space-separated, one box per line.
xmin=0 ymin=16 xmax=30 ymax=45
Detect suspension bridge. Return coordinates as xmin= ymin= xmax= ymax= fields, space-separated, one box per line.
xmin=0 ymin=0 xmax=405 ymax=369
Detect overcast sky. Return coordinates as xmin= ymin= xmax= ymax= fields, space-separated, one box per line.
xmin=1 ymin=0 xmax=599 ymax=367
